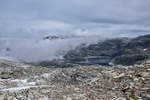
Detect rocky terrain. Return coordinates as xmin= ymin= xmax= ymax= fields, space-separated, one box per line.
xmin=0 ymin=59 xmax=150 ymax=100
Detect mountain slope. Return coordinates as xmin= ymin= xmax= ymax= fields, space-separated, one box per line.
xmin=64 ymin=34 xmax=150 ymax=65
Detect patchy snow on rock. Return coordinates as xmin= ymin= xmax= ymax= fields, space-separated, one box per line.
xmin=1 ymin=86 xmax=36 ymax=92
xmin=11 ymin=79 xmax=36 ymax=86
xmin=11 ymin=79 xmax=28 ymax=83
xmin=144 ymin=48 xmax=148 ymax=51
xmin=0 ymin=78 xmax=37 ymax=92
xmin=20 ymin=65 xmax=31 ymax=68
xmin=28 ymin=82 xmax=36 ymax=85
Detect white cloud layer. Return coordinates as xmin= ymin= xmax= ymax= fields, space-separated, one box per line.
xmin=0 ymin=0 xmax=150 ymax=61
xmin=0 ymin=0 xmax=150 ymax=38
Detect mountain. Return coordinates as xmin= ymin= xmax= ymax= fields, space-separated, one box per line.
xmin=113 ymin=34 xmax=150 ymax=65
xmin=64 ymin=34 xmax=150 ymax=66
xmin=42 ymin=35 xmax=82 ymax=41
xmin=43 ymin=35 xmax=62 ymax=40
xmin=1 ymin=34 xmax=150 ymax=66
xmin=0 ymin=34 xmax=150 ymax=100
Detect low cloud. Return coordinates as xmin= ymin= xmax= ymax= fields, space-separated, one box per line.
xmin=0 ymin=37 xmax=100 ymax=62
xmin=0 ymin=0 xmax=150 ymax=61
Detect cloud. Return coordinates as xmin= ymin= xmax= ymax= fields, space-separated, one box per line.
xmin=0 ymin=37 xmax=100 ymax=62
xmin=0 ymin=19 xmax=74 ymax=38
xmin=0 ymin=0 xmax=150 ymax=61
xmin=0 ymin=0 xmax=150 ymax=38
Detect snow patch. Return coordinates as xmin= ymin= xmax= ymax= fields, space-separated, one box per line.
xmin=11 ymin=79 xmax=36 ymax=86
xmin=144 ymin=48 xmax=148 ymax=51
xmin=1 ymin=86 xmax=36 ymax=92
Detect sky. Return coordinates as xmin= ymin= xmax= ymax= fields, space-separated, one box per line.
xmin=0 ymin=0 xmax=150 ymax=38
xmin=0 ymin=0 xmax=150 ymax=62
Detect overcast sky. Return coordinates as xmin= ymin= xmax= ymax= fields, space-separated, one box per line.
xmin=0 ymin=0 xmax=150 ymax=38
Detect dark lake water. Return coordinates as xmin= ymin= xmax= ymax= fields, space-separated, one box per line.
xmin=76 ymin=58 xmax=111 ymax=66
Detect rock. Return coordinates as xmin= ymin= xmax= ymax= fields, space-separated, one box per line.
xmin=39 ymin=97 xmax=49 ymax=100
xmin=130 ymin=96 xmax=143 ymax=100
xmin=114 ymin=73 xmax=125 ymax=79
xmin=0 ymin=72 xmax=13 ymax=79
xmin=146 ymin=60 xmax=150 ymax=64
xmin=116 ymin=97 xmax=126 ymax=100
xmin=66 ymin=97 xmax=72 ymax=100
xmin=141 ymin=72 xmax=150 ymax=77
xmin=0 ymin=59 xmax=150 ymax=100
xmin=0 ymin=95 xmax=5 ymax=100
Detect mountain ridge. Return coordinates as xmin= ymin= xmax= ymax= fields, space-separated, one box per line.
xmin=64 ymin=34 xmax=150 ymax=66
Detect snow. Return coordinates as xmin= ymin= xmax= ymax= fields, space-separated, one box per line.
xmin=144 ymin=48 xmax=147 ymax=51
xmin=11 ymin=79 xmax=36 ymax=86
xmin=1 ymin=86 xmax=36 ymax=92
xmin=0 ymin=78 xmax=11 ymax=81
xmin=28 ymin=82 xmax=36 ymax=85
xmin=0 ymin=79 xmax=37 ymax=92
xmin=11 ymin=79 xmax=28 ymax=83
xmin=1 ymin=85 xmax=49 ymax=92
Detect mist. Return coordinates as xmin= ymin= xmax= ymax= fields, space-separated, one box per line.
xmin=0 ymin=36 xmax=102 ymax=62
xmin=1 ymin=31 xmax=149 ymax=62
xmin=1 ymin=0 xmax=150 ymax=62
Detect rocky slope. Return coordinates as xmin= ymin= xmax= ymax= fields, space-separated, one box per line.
xmin=0 ymin=59 xmax=150 ymax=100
xmin=64 ymin=34 xmax=150 ymax=66
xmin=42 ymin=35 xmax=82 ymax=41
